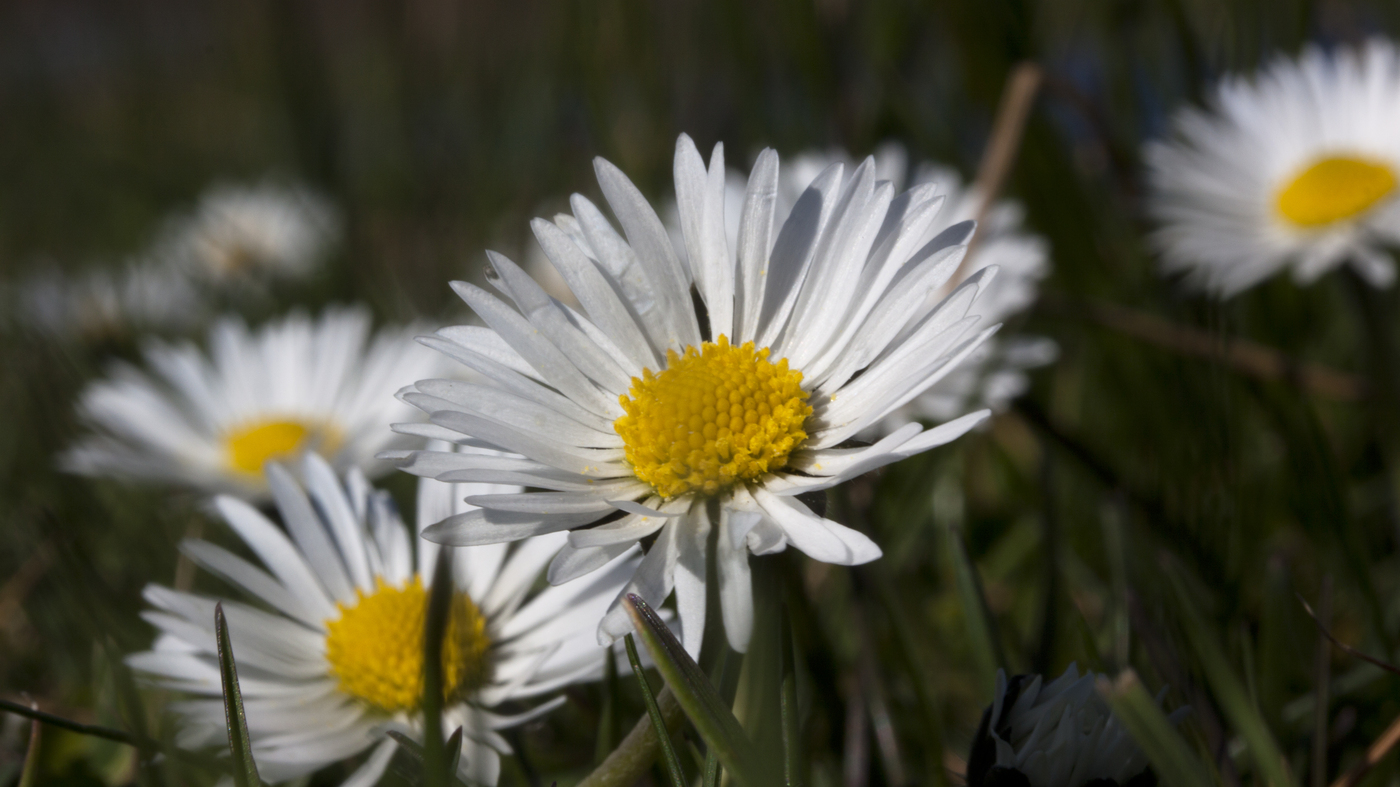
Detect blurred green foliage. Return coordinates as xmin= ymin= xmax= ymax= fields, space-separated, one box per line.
xmin=6 ymin=0 xmax=1400 ymax=785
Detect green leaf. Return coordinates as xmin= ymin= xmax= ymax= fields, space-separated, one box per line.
xmin=1098 ymin=671 xmax=1215 ymax=787
xmin=624 ymin=634 xmax=687 ymax=787
xmin=17 ymin=712 xmax=40 ymax=787
xmin=779 ymin=608 xmax=802 ymax=787
xmin=214 ymin=602 xmax=262 ymax=787
xmin=1165 ymin=566 xmax=1293 ymax=787
xmin=422 ymin=548 xmax=455 ymax=787
xmin=623 ymin=594 xmax=772 ymax=787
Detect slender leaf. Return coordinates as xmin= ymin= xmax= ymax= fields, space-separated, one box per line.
xmin=936 ymin=477 xmax=1004 ymax=696
xmin=1098 ymin=671 xmax=1215 ymax=787
xmin=214 ymin=602 xmax=262 ymax=787
xmin=779 ymin=608 xmax=802 ymax=787
xmin=623 ymin=594 xmax=772 ymax=786
xmin=624 ymin=634 xmax=686 ymax=787
xmin=17 ymin=713 xmax=40 ymax=787
xmin=595 ymin=646 xmax=620 ymax=764
xmin=423 ymin=548 xmax=455 ymax=787
xmin=1166 ymin=566 xmax=1292 ymax=787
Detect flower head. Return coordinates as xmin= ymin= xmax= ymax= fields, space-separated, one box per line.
xmin=388 ymin=133 xmax=1001 ymax=655
xmin=64 ymin=306 xmax=446 ymax=499
xmin=158 ymin=181 xmax=340 ymax=283
xmin=671 ymin=142 xmax=1054 ymax=426
xmin=967 ymin=666 xmax=1183 ymax=787
xmin=1148 ymin=39 xmax=1400 ymax=296
xmin=129 ymin=452 xmax=635 ymax=785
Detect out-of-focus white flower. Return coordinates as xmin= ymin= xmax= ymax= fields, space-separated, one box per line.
xmin=388 ymin=133 xmax=999 ymax=656
xmin=966 ymin=665 xmax=1184 ymax=787
xmin=1147 ymin=39 xmax=1400 ymax=296
xmin=158 ymin=181 xmax=340 ymax=283
xmin=129 ymin=454 xmax=636 ymax=785
xmin=9 ymin=260 xmax=204 ymax=340
xmin=662 ymin=141 xmax=1054 ymax=428
xmin=63 ymin=306 xmax=445 ymax=499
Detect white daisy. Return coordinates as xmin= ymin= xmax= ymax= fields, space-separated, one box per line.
xmin=966 ymin=665 xmax=1184 ymax=787
xmin=63 ymin=306 xmax=446 ymax=499
xmin=1147 ymin=39 xmax=1400 ymax=296
xmin=9 ymin=259 xmax=204 ymax=340
xmin=157 ymin=181 xmax=340 ymax=283
xmin=386 ymin=133 xmax=1000 ymax=655
xmin=661 ymin=142 xmax=1053 ymax=426
xmin=128 ymin=452 xmax=636 ymax=786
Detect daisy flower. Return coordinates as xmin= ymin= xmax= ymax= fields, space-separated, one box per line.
xmin=10 ymin=259 xmax=204 ymax=340
xmin=966 ymin=665 xmax=1184 ymax=787
xmin=1148 ymin=39 xmax=1400 ymax=296
xmin=128 ymin=452 xmax=636 ymax=786
xmin=387 ymin=133 xmax=999 ymax=654
xmin=663 ymin=142 xmax=1053 ymax=426
xmin=63 ymin=306 xmax=445 ymax=499
xmin=158 ymin=181 xmax=340 ymax=283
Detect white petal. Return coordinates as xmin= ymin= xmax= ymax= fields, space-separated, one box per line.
xmin=751 ymin=487 xmax=881 ymax=565
xmin=717 ymin=505 xmax=755 ymax=652
xmin=734 ymin=149 xmax=779 ymax=343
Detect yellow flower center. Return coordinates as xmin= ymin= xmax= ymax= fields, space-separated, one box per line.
xmin=324 ymin=576 xmax=491 ymax=714
xmin=223 ymin=419 xmax=338 ymax=476
xmin=614 ymin=335 xmax=811 ymax=499
xmin=1276 ymin=155 xmax=1397 ymax=227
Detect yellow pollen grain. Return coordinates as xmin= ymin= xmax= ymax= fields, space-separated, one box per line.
xmin=223 ymin=418 xmax=338 ymax=476
xmin=324 ymin=576 xmax=490 ymax=715
xmin=1276 ymin=155 xmax=1397 ymax=227
xmin=614 ymin=335 xmax=811 ymax=499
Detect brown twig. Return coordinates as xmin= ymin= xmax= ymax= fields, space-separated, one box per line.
xmin=1064 ymin=298 xmax=1369 ymax=401
xmin=1297 ymin=593 xmax=1400 ymax=677
xmin=959 ymin=61 xmax=1043 ymax=282
xmin=1328 ymin=711 xmax=1400 ymax=787
xmin=843 ymin=673 xmax=870 ymax=787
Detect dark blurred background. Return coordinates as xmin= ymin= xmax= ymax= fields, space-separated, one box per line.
xmin=7 ymin=1 xmax=1400 ymax=785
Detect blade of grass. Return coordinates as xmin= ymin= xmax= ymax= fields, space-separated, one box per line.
xmin=1165 ymin=565 xmax=1292 ymax=786
xmin=624 ymin=594 xmax=770 ymax=786
xmin=779 ymin=608 xmax=802 ymax=787
xmin=1312 ymin=576 xmax=1333 ymax=787
xmin=422 ymin=548 xmax=454 ymax=787
xmin=1098 ymin=671 xmax=1214 ymax=787
xmin=214 ymin=602 xmax=261 ymax=787
xmin=943 ymin=519 xmax=1005 ymax=694
xmin=576 ymin=685 xmax=683 ymax=787
xmin=624 ymin=634 xmax=686 ymax=787
xmin=17 ymin=707 xmax=40 ymax=787
xmin=595 ymin=646 xmax=620 ymax=764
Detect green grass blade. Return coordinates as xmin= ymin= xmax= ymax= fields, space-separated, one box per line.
xmin=595 ymin=646 xmax=620 ymax=764
xmin=1166 ymin=567 xmax=1292 ymax=786
xmin=214 ymin=603 xmax=262 ymax=787
xmin=1098 ymin=671 xmax=1215 ymax=787
xmin=623 ymin=594 xmax=771 ymax=786
xmin=17 ymin=712 xmax=40 ymax=787
xmin=422 ymin=548 xmax=455 ymax=787
xmin=779 ymin=608 xmax=802 ymax=787
xmin=624 ymin=634 xmax=687 ymax=787
xmin=942 ymin=518 xmax=1005 ymax=695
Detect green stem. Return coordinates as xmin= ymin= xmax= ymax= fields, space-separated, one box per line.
xmin=577 ymin=684 xmax=684 ymax=787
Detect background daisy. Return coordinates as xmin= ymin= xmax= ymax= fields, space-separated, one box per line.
xmin=128 ymin=452 xmax=636 ymax=786
xmin=155 ymin=181 xmax=341 ymax=284
xmin=388 ymin=133 xmax=999 ymax=655
xmin=63 ymin=306 xmax=446 ymax=499
xmin=1148 ymin=39 xmax=1400 ymax=295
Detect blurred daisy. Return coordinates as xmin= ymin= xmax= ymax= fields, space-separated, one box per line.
xmin=63 ymin=306 xmax=444 ymax=499
xmin=159 ymin=181 xmax=340 ymax=283
xmin=387 ymin=133 xmax=999 ymax=654
xmin=966 ymin=665 xmax=1183 ymax=787
xmin=1148 ymin=39 xmax=1400 ymax=296
xmin=10 ymin=259 xmax=204 ymax=340
xmin=129 ymin=453 xmax=635 ymax=785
